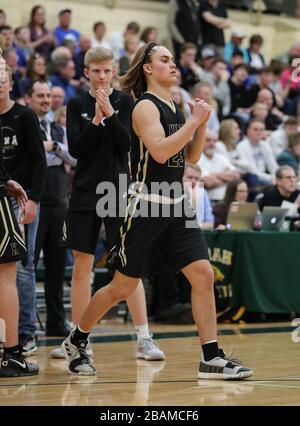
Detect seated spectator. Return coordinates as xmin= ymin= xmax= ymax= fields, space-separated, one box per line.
xmin=277 ymin=132 xmax=300 ymax=174
xmin=91 ymin=22 xmax=110 ymax=49
xmin=2 ymin=47 xmax=22 ymax=100
xmin=47 ymin=86 xmax=65 ymax=122
xmin=200 ymin=47 xmax=216 ymax=73
xmin=250 ymin=102 xmax=270 ymax=135
xmin=275 ymin=42 xmax=300 ymax=66
xmin=175 ymin=68 xmax=191 ymax=104
xmin=140 ymin=27 xmax=158 ymax=45
xmin=245 ymin=34 xmax=265 ymax=75
xmin=48 ymin=46 xmax=72 ymax=76
xmin=258 ymin=165 xmax=300 ymax=213
xmin=119 ymin=35 xmax=139 ymax=76
xmin=183 ymin=163 xmax=214 ymax=229
xmin=191 ymin=81 xmax=220 ymax=134
xmin=28 ymin=5 xmax=54 ymax=59
xmin=224 ymin=29 xmax=247 ymax=63
xmin=256 ymin=88 xmax=282 ymax=130
xmin=49 ymin=58 xmax=78 ymax=103
xmin=228 ymin=50 xmax=246 ymax=75
xmin=228 ymin=63 xmax=251 ymax=119
xmin=248 ymin=67 xmax=276 ymax=106
xmin=213 ymin=179 xmax=249 ymax=228
xmin=170 ymin=85 xmax=190 ymax=118
xmin=14 ymin=26 xmax=34 ymax=61
xmin=203 ymin=58 xmax=231 ymax=117
xmin=20 ymin=53 xmax=47 ymax=96
xmin=216 ymin=118 xmax=249 ymax=173
xmin=74 ymin=35 xmax=92 ymax=79
xmin=177 ymin=42 xmax=203 ymax=91
xmin=0 ymin=25 xmax=27 ymax=73
xmin=54 ymin=9 xmax=80 ymax=48
xmin=199 ymin=130 xmax=240 ymax=203
xmin=236 ymin=118 xmax=278 ymax=188
xmin=267 ymin=117 xmax=298 ymax=157
xmin=199 ymin=0 xmax=231 ymax=58
xmin=107 ymin=21 xmax=140 ymax=60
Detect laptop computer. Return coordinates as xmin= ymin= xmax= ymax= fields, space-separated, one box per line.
xmin=261 ymin=206 xmax=289 ymax=231
xmin=226 ymin=202 xmax=258 ymax=231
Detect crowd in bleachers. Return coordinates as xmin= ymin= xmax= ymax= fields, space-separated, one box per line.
xmin=1 ymin=0 xmax=300 ymax=328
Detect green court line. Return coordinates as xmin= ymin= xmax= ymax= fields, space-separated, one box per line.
xmin=37 ymin=325 xmax=295 ymax=348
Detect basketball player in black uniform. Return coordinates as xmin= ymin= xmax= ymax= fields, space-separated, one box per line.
xmin=55 ymin=47 xmax=164 ymax=361
xmin=63 ymin=43 xmax=253 ymax=380
xmin=0 ymin=55 xmax=38 ymax=377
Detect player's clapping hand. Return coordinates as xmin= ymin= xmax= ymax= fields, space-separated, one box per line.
xmin=96 ymin=88 xmax=114 ymax=118
xmin=188 ymin=98 xmax=211 ymax=125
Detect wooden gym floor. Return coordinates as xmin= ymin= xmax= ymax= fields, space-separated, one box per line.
xmin=0 ymin=321 xmax=300 ymax=406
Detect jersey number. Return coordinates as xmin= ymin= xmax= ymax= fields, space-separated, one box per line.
xmin=168 ymin=150 xmax=184 ymax=168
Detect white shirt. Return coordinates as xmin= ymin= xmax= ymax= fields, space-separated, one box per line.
xmin=199 ymin=152 xmax=235 ymax=201
xmin=267 ymin=127 xmax=288 ymax=157
xmin=91 ymin=37 xmax=111 ymax=50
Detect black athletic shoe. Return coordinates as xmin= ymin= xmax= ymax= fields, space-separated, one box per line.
xmin=0 ymin=351 xmax=39 ymax=377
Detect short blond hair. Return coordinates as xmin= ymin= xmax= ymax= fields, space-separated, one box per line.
xmin=84 ymin=47 xmax=114 ymax=68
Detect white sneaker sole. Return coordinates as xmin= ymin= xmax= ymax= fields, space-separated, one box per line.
xmin=137 ymin=352 xmax=166 ymax=361
xmin=198 ymin=370 xmax=253 ymax=380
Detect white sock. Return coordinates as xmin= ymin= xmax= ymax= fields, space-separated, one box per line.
xmin=135 ymin=324 xmax=151 ymax=341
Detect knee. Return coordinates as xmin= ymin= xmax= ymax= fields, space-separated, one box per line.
xmin=108 ymin=277 xmax=139 ymax=303
xmin=191 ymin=263 xmax=214 ymax=292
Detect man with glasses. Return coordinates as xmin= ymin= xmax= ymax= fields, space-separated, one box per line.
xmin=258 ymin=165 xmax=300 ymax=213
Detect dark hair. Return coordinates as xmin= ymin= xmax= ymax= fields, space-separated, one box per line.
xmin=140 ymin=27 xmax=157 ymax=43
xmin=233 ymin=63 xmax=248 ymax=73
xmin=0 ymin=9 xmax=6 ymax=16
xmin=126 ymin=21 xmax=140 ymax=33
xmin=288 ymin=131 xmax=300 ymax=149
xmin=180 ymin=42 xmax=197 ymax=54
xmin=212 ymin=57 xmax=227 ymax=67
xmin=224 ymin=179 xmax=248 ymax=209
xmin=29 ymin=5 xmax=45 ymax=28
xmin=284 ymin=117 xmax=298 ymax=127
xmin=26 ymin=53 xmax=46 ymax=79
xmin=0 ymin=25 xmax=12 ymax=32
xmin=93 ymin=21 xmax=105 ymax=33
xmin=120 ymin=42 xmax=158 ymax=99
xmin=246 ymin=118 xmax=265 ymax=133
xmin=250 ymin=34 xmax=263 ymax=45
xmin=25 ymin=79 xmax=49 ymax=97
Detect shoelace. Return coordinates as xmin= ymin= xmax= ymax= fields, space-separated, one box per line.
xmin=219 ymin=348 xmax=242 ymax=365
xmin=140 ymin=338 xmax=159 ymax=350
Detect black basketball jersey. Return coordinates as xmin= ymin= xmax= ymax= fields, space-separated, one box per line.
xmin=130 ymin=92 xmax=186 ymax=198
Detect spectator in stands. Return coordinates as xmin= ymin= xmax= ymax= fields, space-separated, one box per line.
xmin=277 ymin=132 xmax=300 ymax=174
xmin=191 ymin=81 xmax=220 ymax=134
xmin=25 ymin=80 xmax=75 ymax=337
xmin=275 ymin=42 xmax=300 ymax=66
xmin=47 ymin=86 xmax=65 ymax=122
xmin=199 ymin=0 xmax=231 ymax=57
xmin=54 ymin=9 xmax=80 ymax=48
xmin=170 ymin=85 xmax=190 ymax=119
xmin=14 ymin=26 xmax=34 ymax=61
xmin=2 ymin=47 xmax=22 ymax=100
xmin=49 ymin=58 xmax=78 ymax=103
xmin=200 ymin=47 xmax=216 ymax=73
xmin=236 ymin=118 xmax=278 ymax=187
xmin=107 ymin=21 xmax=140 ymax=60
xmin=183 ymin=163 xmax=214 ymax=229
xmin=213 ymin=179 xmax=249 ymax=228
xmin=175 ymin=68 xmax=191 ymax=104
xmin=267 ymin=117 xmax=298 ymax=157
xmin=250 ymin=102 xmax=269 ymax=134
xmin=228 ymin=63 xmax=251 ymax=119
xmin=177 ymin=42 xmax=203 ymax=91
xmin=216 ymin=118 xmax=249 ymax=173
xmin=248 ymin=67 xmax=276 ymax=106
xmin=256 ymin=88 xmax=282 ymax=130
xmin=119 ymin=35 xmax=140 ymax=76
xmin=20 ymin=53 xmax=47 ymax=96
xmin=91 ymin=22 xmax=110 ymax=49
xmin=245 ymin=34 xmax=265 ymax=75
xmin=0 ymin=25 xmax=27 ymax=72
xmin=74 ymin=35 xmax=92 ymax=79
xmin=202 ymin=58 xmax=231 ymax=117
xmin=258 ymin=165 xmax=300 ymax=212
xmin=199 ymin=130 xmax=240 ymax=203
xmin=168 ymin=0 xmax=201 ymax=60
xmin=140 ymin=27 xmax=158 ymax=45
xmin=28 ymin=5 xmax=54 ymax=59
xmin=224 ymin=29 xmax=247 ymax=63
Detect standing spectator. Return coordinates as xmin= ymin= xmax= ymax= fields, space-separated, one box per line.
xmin=91 ymin=22 xmax=110 ymax=49
xmin=140 ymin=27 xmax=158 ymax=45
xmin=0 ymin=65 xmax=47 ymax=357
xmin=49 ymin=58 xmax=78 ymax=104
xmin=107 ymin=21 xmax=140 ymax=60
xmin=245 ymin=34 xmax=265 ymax=75
xmin=199 ymin=130 xmax=240 ymax=202
xmin=199 ymin=0 xmax=231 ymax=58
xmin=267 ymin=117 xmax=298 ymax=157
xmin=54 ymin=9 xmax=80 ymax=48
xmin=25 ymin=80 xmax=75 ymax=337
xmin=119 ymin=35 xmax=140 ymax=76
xmin=168 ymin=0 xmax=201 ymax=60
xmin=203 ymin=58 xmax=231 ymax=117
xmin=20 ymin=53 xmax=47 ymax=96
xmin=47 ymin=86 xmax=65 ymax=122
xmin=236 ymin=118 xmax=278 ymax=187
xmin=28 ymin=5 xmax=54 ymax=59
xmin=277 ymin=132 xmax=300 ymax=174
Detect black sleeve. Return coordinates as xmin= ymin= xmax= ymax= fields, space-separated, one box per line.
xmin=105 ymin=93 xmax=134 ymax=154
xmin=0 ymin=121 xmax=11 ymax=184
xmin=66 ymin=97 xmax=105 ymax=159
xmin=22 ymin=109 xmax=47 ymax=202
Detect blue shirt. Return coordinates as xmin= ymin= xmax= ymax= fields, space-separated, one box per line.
xmin=49 ymin=74 xmax=77 ymax=104
xmin=54 ymin=27 xmax=80 ymax=46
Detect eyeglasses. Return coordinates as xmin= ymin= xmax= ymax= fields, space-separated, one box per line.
xmin=280 ymin=176 xmax=297 ymax=180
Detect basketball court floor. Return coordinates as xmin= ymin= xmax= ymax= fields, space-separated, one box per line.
xmin=0 ymin=321 xmax=299 ymax=406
